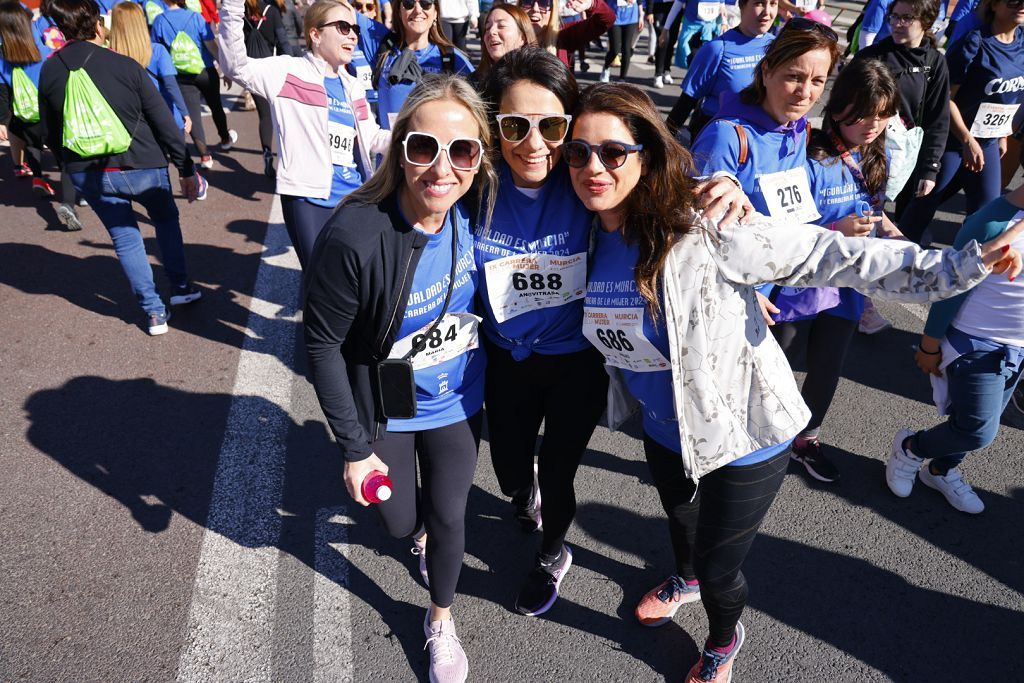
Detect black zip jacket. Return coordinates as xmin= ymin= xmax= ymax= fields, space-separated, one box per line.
xmin=38 ymin=40 xmax=194 ymax=177
xmin=304 ymin=196 xmax=430 ymax=462
xmin=854 ymin=37 xmax=950 ymax=183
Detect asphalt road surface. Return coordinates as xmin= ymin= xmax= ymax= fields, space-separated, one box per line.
xmin=2 ymin=11 xmax=1023 ymax=682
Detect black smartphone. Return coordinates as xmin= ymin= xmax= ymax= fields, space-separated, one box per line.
xmin=374 ymin=359 xmax=417 ymax=419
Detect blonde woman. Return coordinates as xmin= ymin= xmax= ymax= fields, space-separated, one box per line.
xmin=109 ymin=2 xmax=192 ymax=139
xmin=219 ymin=0 xmax=390 ymax=268
xmin=304 ymin=73 xmax=497 ymax=683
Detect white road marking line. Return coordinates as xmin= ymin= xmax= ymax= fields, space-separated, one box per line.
xmin=177 ymin=195 xmax=302 ymax=682
xmin=314 ymin=508 xmax=354 ymax=683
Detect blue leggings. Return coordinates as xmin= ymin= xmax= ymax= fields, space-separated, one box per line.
xmin=897 ymin=140 xmax=1003 ymax=244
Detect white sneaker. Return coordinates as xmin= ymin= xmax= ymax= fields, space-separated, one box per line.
xmin=653 ymin=75 xmax=664 ymax=89
xmin=220 ymin=129 xmax=238 ymax=151
xmin=599 ymin=68 xmax=611 ymax=83
xmin=886 ymin=429 xmax=922 ymax=498
xmin=919 ymin=466 xmax=985 ymax=514
xmin=663 ymin=73 xmax=674 ymax=84
xmin=411 ymin=535 xmax=429 ymax=587
xmin=423 ymin=612 xmax=468 ymax=683
xmin=859 ymin=301 xmax=892 ymax=334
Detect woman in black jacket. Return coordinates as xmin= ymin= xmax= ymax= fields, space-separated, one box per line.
xmin=304 ymin=73 xmax=496 ymax=683
xmin=241 ymin=0 xmax=294 ymax=177
xmin=854 ymin=0 xmax=950 ymax=218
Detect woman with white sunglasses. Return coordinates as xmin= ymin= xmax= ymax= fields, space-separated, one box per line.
xmin=476 ymin=47 xmax=752 ymax=618
xmin=219 ymin=0 xmax=390 ymax=269
xmin=304 ymin=73 xmax=498 ymax=683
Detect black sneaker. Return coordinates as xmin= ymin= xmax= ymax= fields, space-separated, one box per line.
xmin=790 ymin=438 xmax=840 ymax=483
xmin=515 ymin=545 xmax=573 ymax=617
xmin=170 ymin=284 xmax=202 ymax=306
xmin=263 ymin=149 xmax=276 ymax=179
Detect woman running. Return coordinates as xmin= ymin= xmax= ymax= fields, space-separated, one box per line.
xmin=219 ymin=0 xmax=390 ymax=269
xmin=888 ymin=185 xmax=1024 ymax=514
xmin=567 ymin=82 xmax=1022 ymax=683
xmin=770 ymin=58 xmax=904 ymax=482
xmin=898 ymin=0 xmax=1024 ymax=246
xmin=241 ymin=0 xmax=295 ymax=177
xmin=525 ymin=0 xmax=614 ymax=69
xmin=667 ymin=0 xmax=777 ymax=144
xmin=599 ymin=0 xmax=644 ymax=83
xmin=362 ymin=0 xmax=473 ymax=129
xmin=0 ymin=1 xmax=81 ymax=229
xmin=152 ymin=0 xmax=236 ymax=168
xmin=304 ymin=73 xmax=497 ymax=683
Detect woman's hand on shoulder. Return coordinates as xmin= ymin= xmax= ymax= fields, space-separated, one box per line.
xmin=694 ymin=175 xmax=754 ymax=226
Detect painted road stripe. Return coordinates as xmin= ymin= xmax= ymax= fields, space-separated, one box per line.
xmin=314 ymin=507 xmax=354 ymax=683
xmin=177 ymin=195 xmax=303 ymax=682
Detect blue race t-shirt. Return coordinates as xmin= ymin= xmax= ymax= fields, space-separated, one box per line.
xmin=148 ymin=43 xmax=186 ymax=129
xmin=0 ymin=51 xmax=48 ymax=93
xmin=606 ymin=0 xmax=640 ymax=26
xmin=586 ymin=227 xmax=789 ymax=464
xmin=387 ymin=204 xmax=485 ymax=432
xmin=946 ymin=26 xmax=1024 ymax=146
xmin=375 ymin=43 xmax=473 ymax=129
xmin=151 ymin=7 xmax=215 ymax=68
xmin=948 ymin=7 xmax=981 ymax=45
xmin=474 ymin=163 xmax=593 ymax=358
xmin=305 ymin=76 xmax=364 ymax=208
xmin=860 ymin=0 xmax=893 ymax=38
xmin=681 ymin=28 xmax=774 ymax=118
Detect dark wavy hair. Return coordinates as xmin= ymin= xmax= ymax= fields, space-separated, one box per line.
xmin=571 ymin=83 xmax=701 ymax=321
xmin=808 ymin=59 xmax=898 ymax=201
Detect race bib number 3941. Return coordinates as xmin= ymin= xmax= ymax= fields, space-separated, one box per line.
xmin=328 ymin=121 xmax=356 ymax=167
xmin=582 ymin=307 xmax=671 ymax=373
xmin=485 ymin=251 xmax=586 ymax=323
xmin=388 ymin=313 xmax=481 ymax=370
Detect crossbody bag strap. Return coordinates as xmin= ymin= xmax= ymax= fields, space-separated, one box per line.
xmin=401 ymin=209 xmax=459 ymax=360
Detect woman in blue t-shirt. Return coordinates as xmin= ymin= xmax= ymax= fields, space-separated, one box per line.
xmin=152 ymin=0 xmax=236 ymax=168
xmin=0 ymin=1 xmax=81 ymax=227
xmin=304 ymin=74 xmax=497 ymax=683
xmin=773 ymin=59 xmax=905 ymax=483
xmin=898 ymin=0 xmax=1024 ymax=246
xmin=362 ymin=0 xmax=473 ymax=129
xmin=666 ymin=0 xmax=777 ymax=144
xmin=567 ymin=81 xmax=1022 ymax=683
xmin=599 ymin=0 xmax=644 ymax=82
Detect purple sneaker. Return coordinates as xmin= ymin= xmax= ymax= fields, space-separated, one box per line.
xmin=514 ymin=544 xmax=573 ymax=616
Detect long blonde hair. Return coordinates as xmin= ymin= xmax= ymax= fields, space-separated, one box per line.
xmin=534 ymin=3 xmax=560 ymax=52
xmin=342 ymin=73 xmax=498 ymax=228
xmin=108 ymin=1 xmax=152 ymax=68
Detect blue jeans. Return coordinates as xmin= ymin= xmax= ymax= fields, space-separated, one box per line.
xmin=70 ymin=168 xmax=187 ymax=316
xmin=914 ymin=349 xmax=1023 ymax=474
xmin=897 ymin=140 xmax=1003 ymax=244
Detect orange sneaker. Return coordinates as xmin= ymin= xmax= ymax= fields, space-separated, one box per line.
xmin=634 ymin=575 xmax=701 ymax=627
xmin=685 ymin=623 xmax=745 ymax=683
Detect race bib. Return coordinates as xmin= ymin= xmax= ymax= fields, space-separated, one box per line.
xmin=389 ymin=313 xmax=481 ymax=371
xmin=485 ymin=251 xmax=586 ymax=323
xmin=793 ymin=0 xmax=816 ymax=9
xmin=929 ymin=17 xmax=949 ymax=37
xmin=583 ymin=307 xmax=671 ymax=373
xmin=328 ymin=120 xmax=356 ymax=167
xmin=355 ymin=63 xmax=373 ymax=91
xmin=969 ymin=102 xmax=1019 ymax=139
xmin=758 ymin=167 xmax=819 ymax=223
xmin=697 ymin=1 xmax=720 ymax=21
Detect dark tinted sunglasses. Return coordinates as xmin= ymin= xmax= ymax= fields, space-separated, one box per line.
xmin=528 ymin=0 xmax=554 ymax=9
xmin=353 ymin=1 xmax=375 ymax=10
xmin=401 ymin=0 xmax=435 ymax=10
xmin=563 ymin=140 xmax=644 ymax=169
xmin=496 ymin=114 xmax=572 ymax=143
xmin=782 ymin=16 xmax=838 ymax=42
xmin=403 ymin=132 xmax=483 ymax=171
xmin=319 ymin=19 xmax=361 ymax=36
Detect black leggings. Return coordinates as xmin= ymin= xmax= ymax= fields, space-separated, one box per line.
xmin=441 ymin=20 xmax=469 ymax=52
xmin=253 ymin=93 xmax=273 ymax=153
xmin=644 ymin=435 xmax=789 ymax=647
xmin=11 ymin=118 xmax=76 ymax=205
xmin=484 ymin=341 xmax=608 ymax=557
xmin=176 ymin=67 xmax=230 ymax=157
xmin=372 ymin=412 xmax=483 ymax=608
xmin=770 ymin=312 xmax=858 ymax=435
xmin=280 ymin=194 xmax=334 ymax=270
xmin=651 ymin=3 xmax=682 ymax=78
xmin=604 ymin=24 xmax=638 ymax=79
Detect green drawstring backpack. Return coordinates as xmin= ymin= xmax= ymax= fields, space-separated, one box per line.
xmin=170 ymin=31 xmax=204 ymax=74
xmin=11 ymin=67 xmax=40 ymax=123
xmin=185 ymin=0 xmax=202 ymax=13
xmin=145 ymin=0 xmax=164 ymax=24
xmin=58 ymin=51 xmax=132 ymax=158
